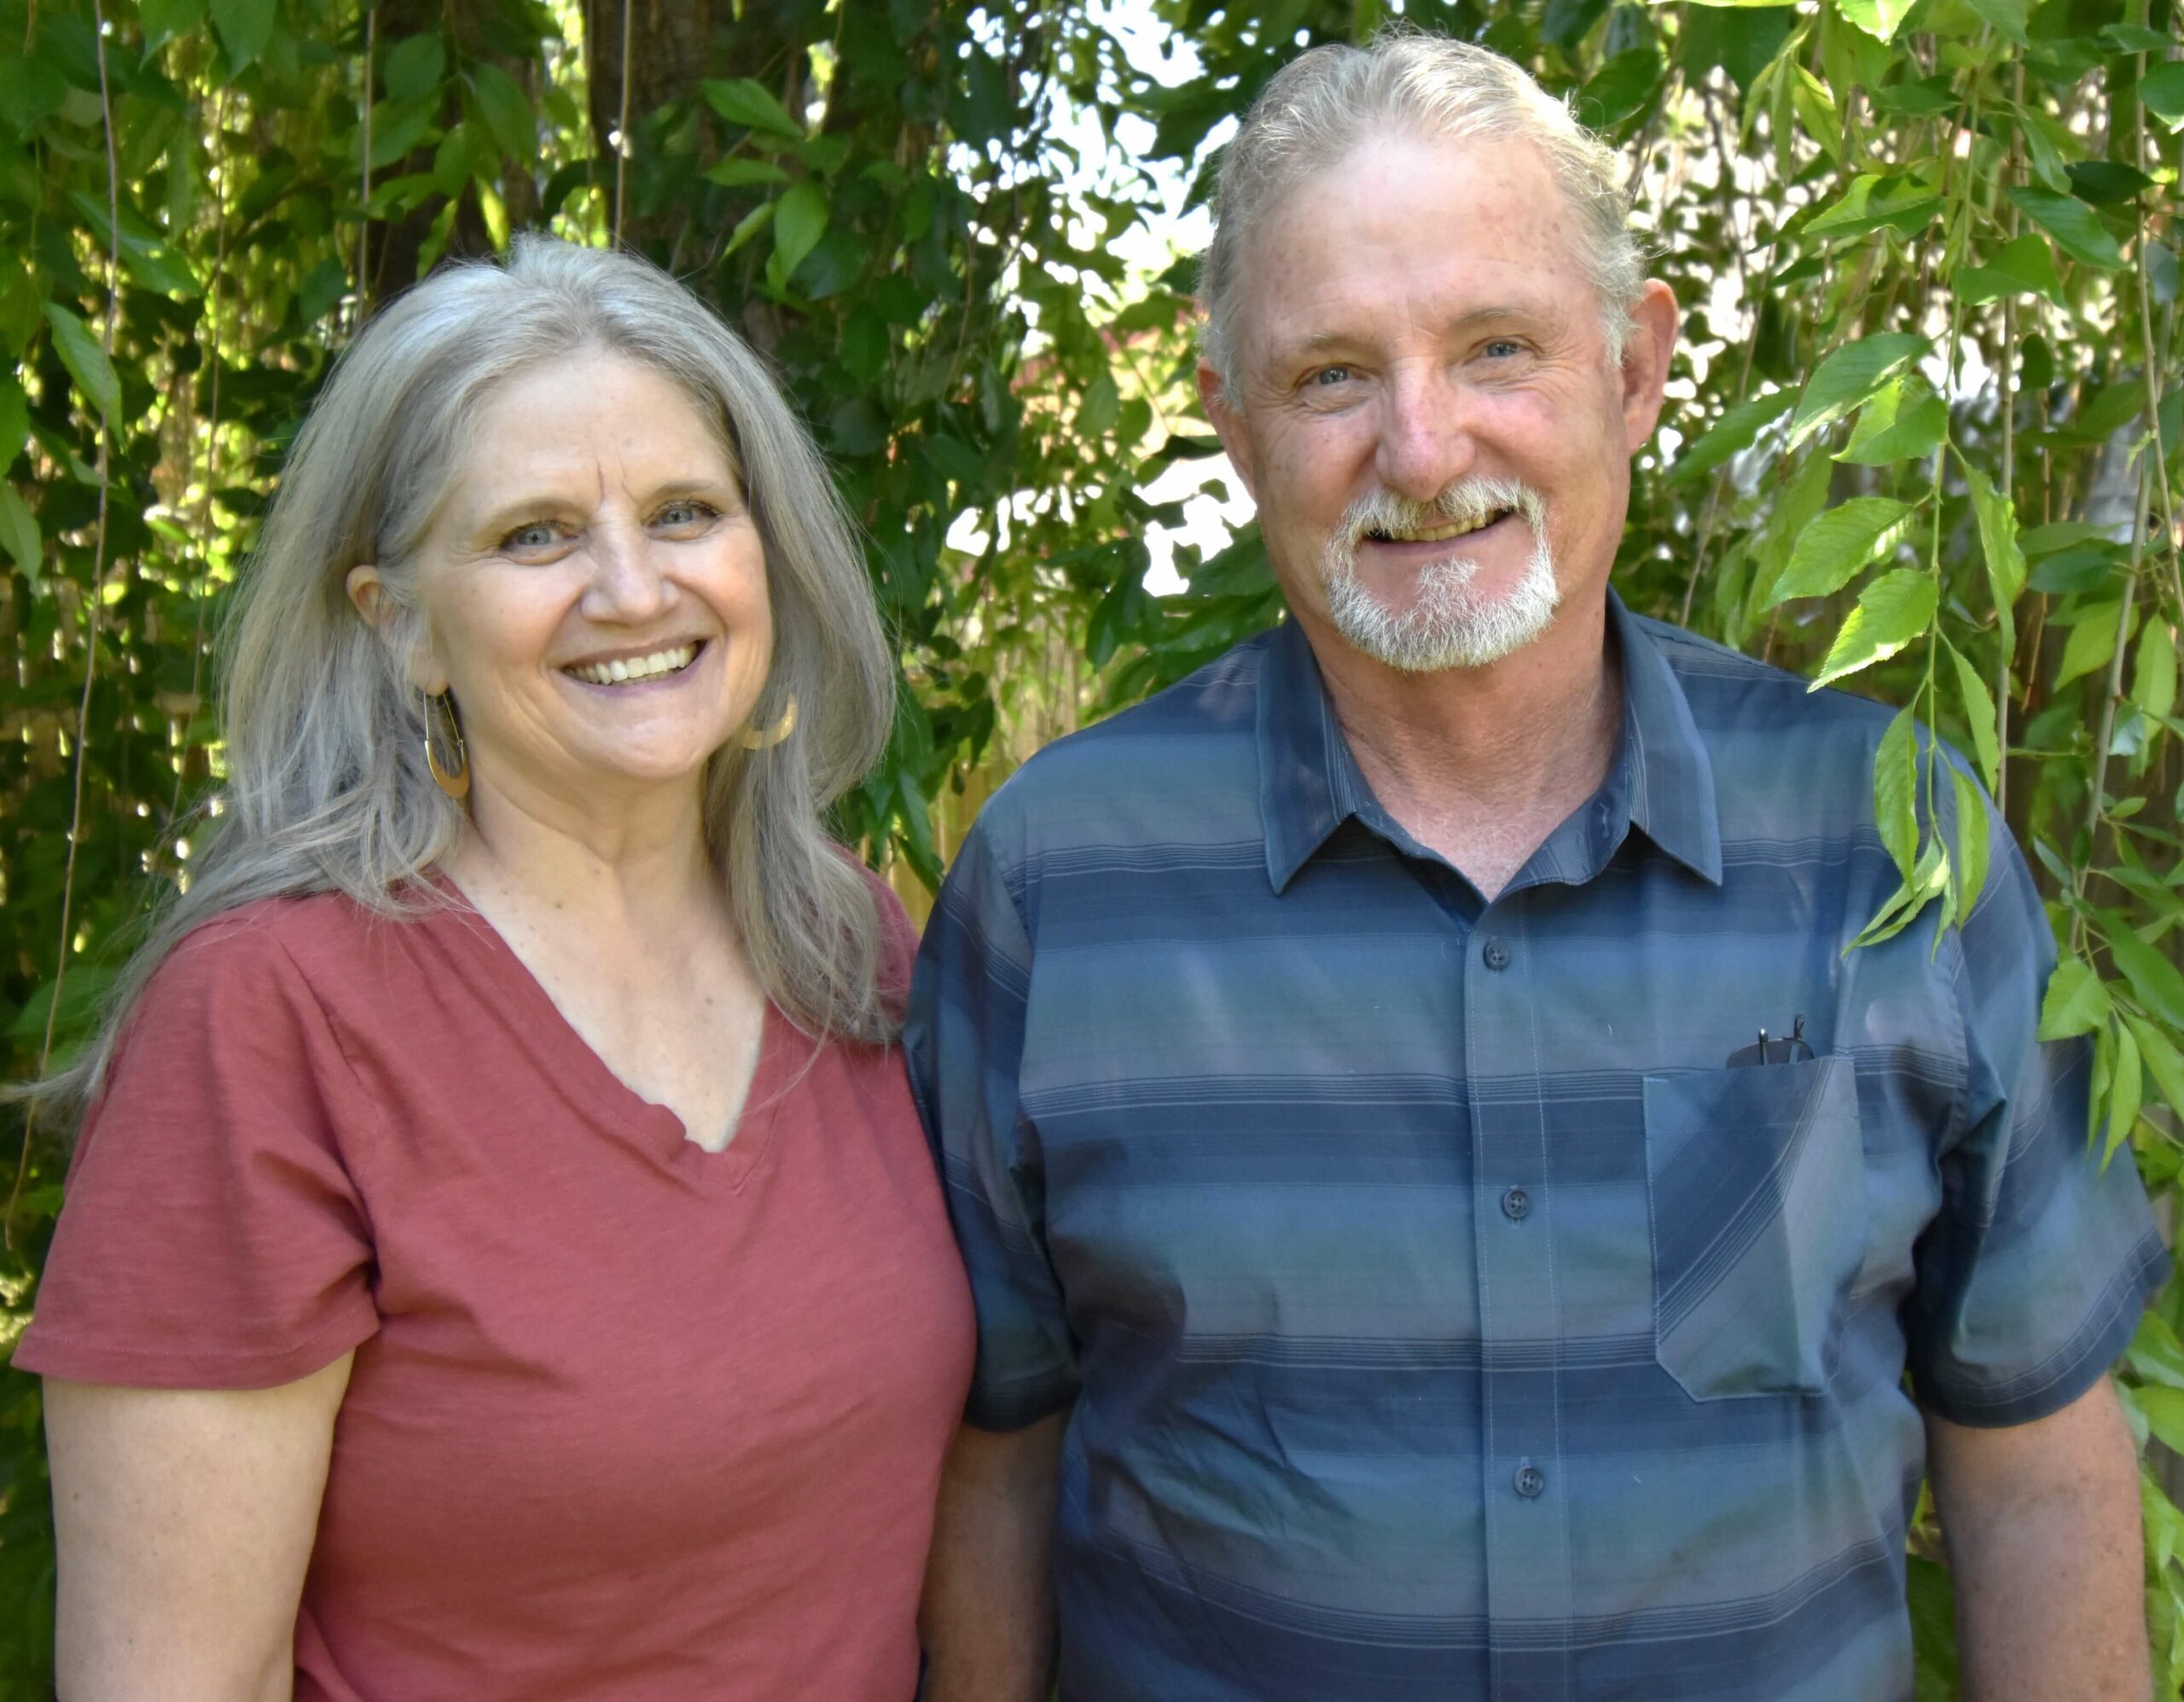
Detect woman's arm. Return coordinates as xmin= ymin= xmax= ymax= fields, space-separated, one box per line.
xmin=45 ymin=1354 xmax=353 ymax=1701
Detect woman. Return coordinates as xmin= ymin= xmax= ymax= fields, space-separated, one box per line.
xmin=17 ymin=235 xmax=973 ymax=1698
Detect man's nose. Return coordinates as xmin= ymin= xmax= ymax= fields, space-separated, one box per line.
xmin=1374 ymin=366 xmax=1476 ymax=502
xmin=582 ymin=520 xmax=675 ymax=623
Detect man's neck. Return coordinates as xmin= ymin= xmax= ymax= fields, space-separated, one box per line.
xmin=1302 ymin=596 xmax=1624 ymax=900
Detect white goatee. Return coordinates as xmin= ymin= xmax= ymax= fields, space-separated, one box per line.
xmin=1321 ymin=476 xmax=1559 ymax=673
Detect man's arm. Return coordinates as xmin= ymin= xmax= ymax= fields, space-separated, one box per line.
xmin=1926 ymin=1377 xmax=2149 ymax=1701
xmin=921 ymin=1410 xmax=1069 ymax=1702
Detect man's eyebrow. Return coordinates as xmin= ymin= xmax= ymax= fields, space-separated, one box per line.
xmin=1275 ymin=305 xmax=1542 ymax=360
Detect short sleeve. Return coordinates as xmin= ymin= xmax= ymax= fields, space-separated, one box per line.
xmin=903 ymin=821 xmax=1077 ymax=1430
xmin=16 ymin=918 xmax=381 ymax=1389
xmin=1906 ymin=792 xmax=2168 ymax=1426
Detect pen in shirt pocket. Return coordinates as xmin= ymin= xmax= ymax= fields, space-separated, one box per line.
xmin=1726 ymin=1014 xmax=1815 ymax=1068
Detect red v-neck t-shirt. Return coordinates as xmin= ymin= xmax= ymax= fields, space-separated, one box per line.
xmin=20 ymin=884 xmax=974 ymax=1700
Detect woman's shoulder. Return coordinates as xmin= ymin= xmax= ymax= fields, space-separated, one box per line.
xmin=154 ymin=886 xmax=454 ymax=1014
xmin=166 ymin=888 xmax=394 ymax=974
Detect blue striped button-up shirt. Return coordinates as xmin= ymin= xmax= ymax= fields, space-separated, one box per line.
xmin=906 ymin=595 xmax=2165 ymax=1700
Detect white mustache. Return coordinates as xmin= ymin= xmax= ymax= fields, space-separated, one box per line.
xmin=1334 ymin=477 xmax=1547 ymax=549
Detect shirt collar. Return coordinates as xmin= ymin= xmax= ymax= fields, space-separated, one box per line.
xmin=1255 ymin=590 xmax=1723 ymax=893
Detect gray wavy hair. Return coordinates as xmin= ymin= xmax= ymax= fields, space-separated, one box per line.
xmin=33 ymin=235 xmax=897 ymax=1119
xmin=1199 ymin=29 xmax=1647 ymax=400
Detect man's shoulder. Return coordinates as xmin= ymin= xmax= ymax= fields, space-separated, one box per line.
xmin=1631 ymin=608 xmax=1901 ymax=750
xmin=1626 ymin=609 xmax=1922 ymax=845
xmin=970 ymin=628 xmax=1280 ymax=851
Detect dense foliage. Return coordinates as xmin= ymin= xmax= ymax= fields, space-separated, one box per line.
xmin=0 ymin=0 xmax=2176 ymax=1693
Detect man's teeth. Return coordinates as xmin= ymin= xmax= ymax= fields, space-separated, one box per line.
xmin=568 ymin=642 xmax=700 ymax=687
xmin=1373 ymin=509 xmax=1508 ymax=543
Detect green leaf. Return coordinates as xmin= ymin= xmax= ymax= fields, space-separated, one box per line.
xmin=773 ymin=183 xmax=828 ymax=279
xmin=2106 ymin=1015 xmax=2143 ymax=1162
xmin=1850 ymin=837 xmax=1951 ymax=948
xmin=0 ymin=373 xmax=26 ymax=465
xmin=2040 ymin=955 xmax=2111 ymax=1039
xmin=42 ymin=301 xmax=120 ymax=423
xmin=1769 ymin=497 xmax=1913 ymax=603
xmin=1804 ymin=173 xmax=1940 ymax=241
xmin=2006 ymin=186 xmax=2123 ymax=270
xmin=1962 ymin=462 xmax=2024 ymax=656
xmin=2136 ymin=1386 xmax=2184 ymax=1455
xmin=2100 ymin=23 xmax=2171 ymax=51
xmin=381 ymin=34 xmax=444 ymax=102
xmin=1949 ymin=767 xmax=1992 ymax=921
xmin=2054 ymin=601 xmax=2123 ymax=689
xmin=1080 ymin=371 xmax=1122 ymax=438
xmin=0 ymin=481 xmax=38 ymax=578
xmin=1836 ymin=379 xmax=1948 ymax=466
xmin=141 ymin=0 xmax=208 ymax=49
xmin=1810 ymin=569 xmax=1937 ymax=688
xmin=1786 ymin=334 xmax=1926 ymax=449
xmin=2123 ymin=1012 xmax=2184 ymax=1129
xmin=468 ymin=63 xmax=534 ymax=160
xmin=210 ymin=0 xmax=276 ymax=72
xmin=2106 ymin=919 xmax=2184 ymax=1030
xmin=1943 ymin=638 xmax=2001 ymax=790
xmin=2135 ymin=621 xmax=2178 ymax=726
xmin=2142 ymin=61 xmax=2184 ymax=131
xmin=1581 ymin=47 xmax=1665 ymax=127
xmin=1667 ymin=386 xmax=1793 ymax=485
xmin=1836 ymin=0 xmax=1917 ymax=42
xmin=1962 ymin=0 xmax=2030 ymax=42
xmin=1875 ymin=706 xmax=1920 ymax=879
xmin=0 ymin=55 xmax=66 ymax=137
xmin=1955 ymin=232 xmax=2065 ymax=305
xmin=704 ymin=159 xmax=792 ymax=189
xmin=704 ymin=77 xmax=804 ymax=138
xmin=721 ymin=200 xmax=775 ymax=258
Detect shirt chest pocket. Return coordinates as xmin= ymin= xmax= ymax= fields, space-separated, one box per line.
xmin=1641 ymin=1054 xmax=1868 ymax=1400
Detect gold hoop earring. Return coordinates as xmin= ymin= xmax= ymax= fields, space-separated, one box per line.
xmin=422 ymin=693 xmax=471 ymax=799
xmin=739 ymin=694 xmax=798 ymax=752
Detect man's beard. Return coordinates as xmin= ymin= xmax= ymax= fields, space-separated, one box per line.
xmin=1320 ymin=477 xmax=1558 ymax=673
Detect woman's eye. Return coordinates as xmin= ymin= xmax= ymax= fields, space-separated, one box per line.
xmin=502 ymin=522 xmax=560 ymax=551
xmin=655 ymin=501 xmax=717 ymax=530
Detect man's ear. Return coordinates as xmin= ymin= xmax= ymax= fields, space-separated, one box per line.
xmin=346 ymin=565 xmax=445 ymax=694
xmin=1196 ymin=358 xmax=1258 ymax=500
xmin=1619 ymin=280 xmax=1681 ymax=454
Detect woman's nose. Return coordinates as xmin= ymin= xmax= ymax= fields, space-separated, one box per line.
xmin=581 ymin=523 xmax=674 ymax=622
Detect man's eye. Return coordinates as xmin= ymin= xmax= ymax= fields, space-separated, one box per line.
xmin=1484 ymin=340 xmax=1525 ymax=359
xmin=1312 ymin=366 xmax=1353 ymax=387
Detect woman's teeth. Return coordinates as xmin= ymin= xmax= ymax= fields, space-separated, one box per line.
xmin=567 ymin=642 xmax=700 ymax=687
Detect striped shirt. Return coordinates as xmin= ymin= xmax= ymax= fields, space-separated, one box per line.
xmin=905 ymin=594 xmax=2165 ymax=1701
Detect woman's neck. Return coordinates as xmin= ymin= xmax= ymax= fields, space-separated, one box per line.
xmin=444 ymin=770 xmax=724 ymax=941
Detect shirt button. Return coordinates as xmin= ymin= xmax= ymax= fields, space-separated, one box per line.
xmin=1482 ymin=938 xmax=1510 ymax=971
xmin=1515 ymin=1462 xmax=1546 ymax=1499
xmin=1502 ymin=1187 xmax=1531 ymax=1221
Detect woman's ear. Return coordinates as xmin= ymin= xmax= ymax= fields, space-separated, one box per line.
xmin=346 ymin=566 xmax=446 ymax=694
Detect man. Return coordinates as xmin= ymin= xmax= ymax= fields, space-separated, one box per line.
xmin=909 ymin=32 xmax=2164 ymax=1701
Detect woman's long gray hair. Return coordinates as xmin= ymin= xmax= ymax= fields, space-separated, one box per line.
xmin=30 ymin=234 xmax=897 ymax=1122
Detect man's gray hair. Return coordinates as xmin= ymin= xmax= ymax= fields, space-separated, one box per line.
xmin=24 ymin=235 xmax=899 ymax=1125
xmin=1200 ymin=30 xmax=1646 ymax=399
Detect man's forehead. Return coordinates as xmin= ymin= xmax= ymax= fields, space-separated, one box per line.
xmin=1230 ymin=140 xmax=1585 ymax=347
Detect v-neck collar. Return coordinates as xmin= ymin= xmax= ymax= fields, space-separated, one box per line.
xmin=425 ymin=884 xmax=793 ymax=1194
